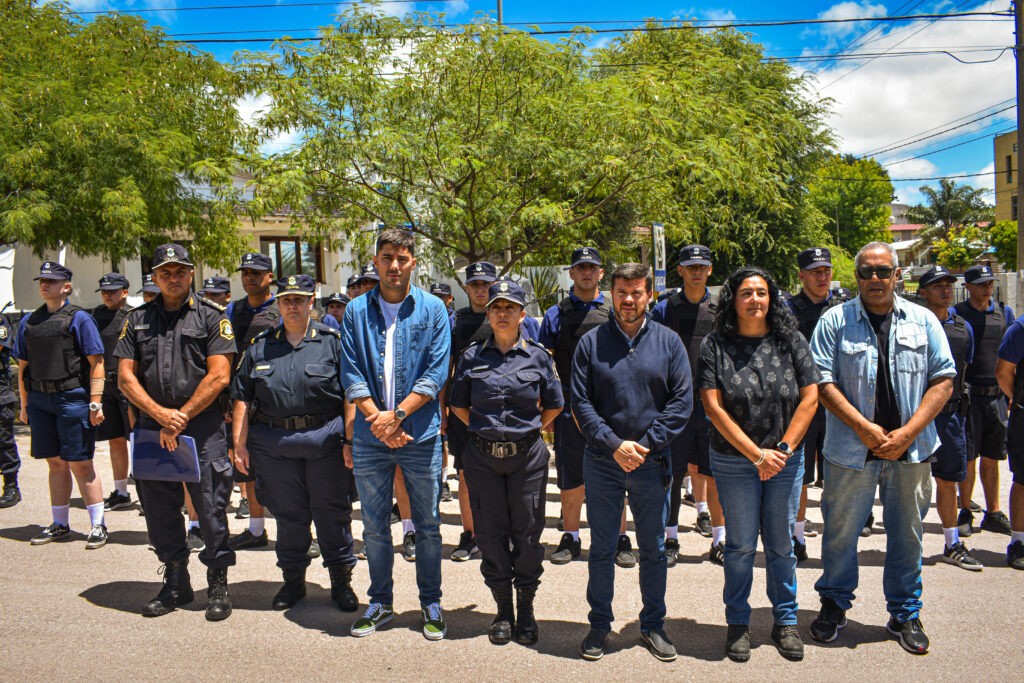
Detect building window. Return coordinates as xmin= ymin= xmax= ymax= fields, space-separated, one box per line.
xmin=1008 ymin=155 xmax=1015 ymax=184
xmin=1013 ymin=195 xmax=1019 ymax=222
xmin=259 ymin=237 xmax=323 ymax=282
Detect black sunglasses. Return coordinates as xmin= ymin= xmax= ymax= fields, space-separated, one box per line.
xmin=855 ymin=266 xmax=896 ymax=280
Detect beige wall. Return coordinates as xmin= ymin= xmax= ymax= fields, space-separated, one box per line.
xmin=994 ymin=130 xmax=1018 ymax=223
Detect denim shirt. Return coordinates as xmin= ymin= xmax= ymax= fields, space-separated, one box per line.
xmin=341 ymin=284 xmax=451 ymax=445
xmin=810 ymin=295 xmax=956 ymax=469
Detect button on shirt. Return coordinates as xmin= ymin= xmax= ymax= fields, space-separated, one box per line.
xmin=449 ymin=336 xmax=563 ymax=442
xmin=231 ymin=320 xmax=344 ymax=418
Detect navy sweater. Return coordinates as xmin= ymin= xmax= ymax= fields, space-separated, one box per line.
xmin=570 ymin=317 xmax=693 ymax=457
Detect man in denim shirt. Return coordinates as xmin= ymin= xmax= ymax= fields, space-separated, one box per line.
xmin=809 ymin=242 xmax=954 ymax=655
xmin=341 ymin=229 xmax=451 ymax=641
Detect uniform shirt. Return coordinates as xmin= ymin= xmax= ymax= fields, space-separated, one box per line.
xmin=12 ymin=304 xmax=104 ymax=362
xmin=997 ymin=318 xmax=1024 ymax=366
xmin=449 ymin=336 xmax=563 ymax=442
xmin=114 ymin=293 xmax=235 ymax=416
xmin=225 ymin=296 xmax=276 ymax=322
xmin=537 ymin=291 xmax=607 ymax=349
xmin=521 ymin=315 xmax=540 ymax=341
xmin=231 ymin=320 xmax=344 ymax=418
xmin=321 ymin=314 xmax=341 ymax=331
xmin=0 ymin=315 xmax=14 ymax=404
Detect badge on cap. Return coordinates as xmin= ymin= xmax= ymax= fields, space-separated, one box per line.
xmin=288 ymin=276 xmax=296 ymax=286
xmin=166 ymin=247 xmax=175 ymax=258
xmin=692 ymin=248 xmax=700 ymax=256
xmin=475 ymin=264 xmax=483 ymax=272
xmin=500 ymin=282 xmax=509 ymax=292
xmin=43 ymin=262 xmax=51 ymax=269
xmin=815 ymin=249 xmax=822 ymax=256
xmin=246 ymin=254 xmax=253 ymax=261
xmin=582 ymin=248 xmax=591 ymax=257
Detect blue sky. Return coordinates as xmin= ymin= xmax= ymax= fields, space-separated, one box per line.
xmin=61 ymin=0 xmax=1016 ymax=210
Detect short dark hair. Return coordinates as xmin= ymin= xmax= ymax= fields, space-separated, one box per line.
xmin=610 ymin=263 xmax=651 ymax=291
xmin=376 ymin=228 xmax=416 ymax=256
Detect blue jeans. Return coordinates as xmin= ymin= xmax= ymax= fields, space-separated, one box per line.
xmin=352 ymin=436 xmax=443 ymax=607
xmin=710 ymin=448 xmax=803 ymax=626
xmin=583 ymin=450 xmax=670 ymax=633
xmin=814 ymin=458 xmax=931 ymax=622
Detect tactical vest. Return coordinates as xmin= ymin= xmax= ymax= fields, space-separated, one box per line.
xmin=942 ymin=314 xmax=970 ymax=402
xmin=553 ymin=297 xmax=611 ymax=388
xmin=0 ymin=315 xmax=13 ymax=403
xmin=954 ymin=301 xmax=1005 ymax=384
xmin=231 ymin=297 xmax=279 ymax=356
xmin=23 ymin=304 xmax=87 ymax=391
xmin=665 ymin=291 xmax=717 ymax=378
xmin=789 ymin=291 xmax=841 ymax=342
xmin=452 ymin=307 xmax=491 ymax=358
xmin=92 ymin=305 xmax=132 ymax=381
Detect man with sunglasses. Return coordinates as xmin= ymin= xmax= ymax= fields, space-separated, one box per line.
xmin=809 ymin=242 xmax=955 ymax=655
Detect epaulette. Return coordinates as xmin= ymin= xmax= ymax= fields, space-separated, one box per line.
xmin=311 ymin=321 xmax=342 ymax=338
xmin=252 ymin=327 xmax=275 ymax=342
xmin=197 ymin=296 xmax=227 ymax=313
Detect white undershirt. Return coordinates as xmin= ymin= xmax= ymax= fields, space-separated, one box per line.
xmin=379 ymin=296 xmax=402 ymax=410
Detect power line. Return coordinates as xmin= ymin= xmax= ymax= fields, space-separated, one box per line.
xmin=860 ymin=97 xmax=1015 ymax=157
xmin=865 ymin=105 xmax=1018 ymax=157
xmin=811 ymin=0 xmax=925 ymax=73
xmin=883 ymin=125 xmax=1016 ymax=166
xmin=823 ymin=169 xmax=1015 ymax=182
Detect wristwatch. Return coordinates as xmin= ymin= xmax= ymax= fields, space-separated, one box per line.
xmin=394 ymin=407 xmax=407 ymax=421
xmin=89 ymin=402 xmax=103 ymax=412
xmin=776 ymin=441 xmax=793 ymax=457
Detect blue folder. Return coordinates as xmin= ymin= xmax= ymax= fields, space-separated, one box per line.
xmin=130 ymin=429 xmax=201 ymax=484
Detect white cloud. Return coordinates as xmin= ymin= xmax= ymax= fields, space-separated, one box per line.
xmin=443 ymin=0 xmax=469 ymax=15
xmin=974 ymin=161 xmax=996 ymax=201
xmin=886 ymin=158 xmax=939 ymax=180
xmin=817 ymin=1 xmax=888 ymax=39
xmin=671 ymin=7 xmax=737 ymax=24
xmin=342 ymin=1 xmax=416 ymax=19
xmin=235 ymin=94 xmax=301 ymax=155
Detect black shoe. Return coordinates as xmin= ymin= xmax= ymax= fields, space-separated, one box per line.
xmin=640 ymin=629 xmax=677 ymax=662
xmin=30 ymin=522 xmax=70 ymax=545
xmin=103 ymin=490 xmax=133 ymax=511
xmin=235 ymin=497 xmax=250 ymax=519
xmin=440 ymin=481 xmax=453 ymax=502
xmin=402 ymin=531 xmax=416 ymax=561
xmin=861 ymin=513 xmax=874 ymax=537
xmin=515 ymin=586 xmax=539 ymax=645
xmin=205 ymin=567 xmax=232 ymax=621
xmin=186 ymin=527 xmax=205 ymax=553
xmin=328 ymin=564 xmax=359 ymax=611
xmin=0 ymin=484 xmax=21 ymax=508
xmin=85 ymin=523 xmax=109 ymax=549
xmin=489 ymin=585 xmax=515 ymax=645
xmin=1007 ymin=540 xmax=1024 ymax=570
xmin=941 ymin=541 xmax=983 ymax=571
xmin=307 ymin=538 xmax=321 ymax=559
xmin=709 ymin=541 xmax=724 ymax=566
xmin=580 ymin=628 xmax=608 ymax=661
xmin=272 ymin=567 xmax=307 ymax=610
xmin=142 ymin=562 xmax=194 ymax=617
xmin=956 ymin=508 xmax=974 ymax=538
xmin=228 ymin=528 xmax=268 ymax=550
xmin=550 ymin=532 xmax=581 ymax=565
xmin=390 ymin=503 xmax=400 ymax=525
xmin=683 ymin=492 xmax=696 ymax=507
xmin=451 ymin=530 xmax=479 ymax=561
xmin=792 ymin=536 xmax=808 ymax=563
xmin=771 ymin=624 xmax=804 ymax=661
xmin=664 ymin=538 xmax=679 ymax=568
xmin=725 ymin=624 xmax=750 ymax=662
xmin=980 ymin=510 xmax=1012 ymax=535
xmin=804 ymin=520 xmax=818 ymax=537
xmin=695 ymin=511 xmax=713 ymax=537
xmin=810 ymin=598 xmax=847 ymax=643
xmin=887 ymin=616 xmax=929 ymax=654
xmin=615 ymin=535 xmax=637 ymax=568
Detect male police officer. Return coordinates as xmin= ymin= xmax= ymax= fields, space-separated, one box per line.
xmin=355 ymin=263 xmax=381 ymax=297
xmin=953 ymin=264 xmax=1015 ymax=536
xmin=94 ymin=273 xmax=135 ymax=512
xmin=116 ymin=244 xmax=237 ymax=620
xmin=139 ymin=273 xmax=160 ymax=303
xmin=651 ymin=244 xmax=723 ymax=566
xmin=786 ymin=247 xmax=842 ymax=560
xmin=198 ymin=276 xmax=232 ymax=308
xmin=0 ymin=309 xmax=21 ymax=507
xmin=323 ymin=292 xmax=351 ymax=326
xmin=15 ymin=262 xmax=108 ymax=547
xmin=429 ymin=283 xmax=455 ymax=331
xmin=346 ymin=274 xmax=363 ymax=300
xmin=539 ymin=247 xmax=611 ymax=565
xmin=917 ymin=266 xmax=981 ymax=570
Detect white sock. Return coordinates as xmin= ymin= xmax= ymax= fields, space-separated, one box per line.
xmin=794 ymin=520 xmax=806 ymax=544
xmin=402 ymin=519 xmax=415 ymax=535
xmin=114 ymin=479 xmax=128 ymax=495
xmin=684 ymin=475 xmax=692 ymax=496
xmin=441 ymin=466 xmax=449 ymax=481
xmin=943 ymin=527 xmax=959 ymax=548
xmin=249 ymin=517 xmax=265 ymax=536
xmin=665 ymin=526 xmax=678 ymax=540
xmin=87 ymin=502 xmax=105 ymax=527
xmin=52 ymin=504 xmax=70 ymax=527
xmin=712 ymin=525 xmax=725 ymax=546
xmin=568 ymin=530 xmax=580 ymax=541
xmin=696 ymin=501 xmax=709 ymax=515
xmin=1011 ymin=530 xmax=1024 ymax=544
xmin=189 ymin=520 xmax=200 ymax=530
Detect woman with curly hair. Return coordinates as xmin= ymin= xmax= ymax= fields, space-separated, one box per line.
xmin=697 ymin=266 xmax=820 ymax=663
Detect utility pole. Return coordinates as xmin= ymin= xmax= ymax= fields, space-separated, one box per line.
xmin=1015 ymin=1 xmax=1023 ymax=304
xmin=497 ymin=1 xmax=503 ymax=25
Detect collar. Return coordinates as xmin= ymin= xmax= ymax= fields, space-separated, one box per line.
xmin=480 ymin=334 xmax=529 ymax=354
xmin=569 ymin=290 xmax=605 ymax=306
xmin=613 ymin=314 xmax=648 ymax=345
xmin=272 ymin=318 xmax=319 ymax=343
xmin=681 ymin=287 xmax=710 ymax=305
xmin=852 ymin=295 xmax=907 ymax=322
xmin=797 ymin=289 xmax=830 ymax=306
xmin=369 ymin=285 xmax=416 ymax=311
xmin=155 ymin=292 xmax=196 ymax=312
xmin=243 ymin=295 xmax=275 ymax=313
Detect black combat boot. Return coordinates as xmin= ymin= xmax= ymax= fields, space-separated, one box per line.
xmin=488 ymin=584 xmax=515 ymax=645
xmin=142 ymin=561 xmax=194 ymax=617
xmin=272 ymin=567 xmax=307 ymax=610
xmin=328 ymin=564 xmax=359 ymax=612
xmin=515 ymin=586 xmax=539 ymax=645
xmin=205 ymin=566 xmax=232 ymax=621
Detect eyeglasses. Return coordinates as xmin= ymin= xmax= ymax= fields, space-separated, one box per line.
xmin=855 ymin=266 xmax=895 ymax=280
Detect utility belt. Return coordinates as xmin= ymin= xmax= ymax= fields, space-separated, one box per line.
xmin=30 ymin=377 xmax=82 ymax=393
xmin=969 ymin=384 xmax=1004 ymax=398
xmin=252 ymin=412 xmax=332 ymax=431
xmin=941 ymin=393 xmax=969 ymax=416
xmin=470 ymin=430 xmax=540 ymax=459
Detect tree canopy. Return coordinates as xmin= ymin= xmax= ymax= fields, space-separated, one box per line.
xmin=907 ymin=178 xmax=994 ymax=246
xmin=0 ymin=1 xmax=247 ymax=268
xmin=806 ymin=154 xmax=893 ymax=251
xmin=988 ymin=219 xmax=1017 ymax=271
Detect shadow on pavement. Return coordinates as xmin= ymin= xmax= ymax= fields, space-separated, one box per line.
xmin=80 ymin=579 xmax=287 ymax=616
xmin=0 ymin=524 xmax=50 ymax=542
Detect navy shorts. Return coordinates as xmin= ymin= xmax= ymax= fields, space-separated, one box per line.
xmin=966 ymin=393 xmax=1008 ymax=461
xmin=1004 ymin=408 xmax=1024 ymax=486
xmin=553 ymin=409 xmax=585 ymax=490
xmin=671 ymin=402 xmax=710 ymax=477
xmin=26 ymin=387 xmax=96 ymax=462
xmin=931 ymin=412 xmax=967 ymax=482
xmin=96 ymin=392 xmax=131 ymax=442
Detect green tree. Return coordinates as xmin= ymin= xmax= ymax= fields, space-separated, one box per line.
xmin=807 ymin=154 xmax=893 ymax=251
xmin=907 ymin=178 xmax=994 ymax=246
xmin=988 ymin=219 xmax=1017 ymax=271
xmin=0 ymin=1 xmax=247 ymax=267
xmin=933 ymin=224 xmax=987 ymax=268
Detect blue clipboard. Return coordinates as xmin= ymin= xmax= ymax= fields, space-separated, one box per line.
xmin=130 ymin=429 xmax=201 ymax=484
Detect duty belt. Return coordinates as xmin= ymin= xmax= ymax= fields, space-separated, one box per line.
xmin=470 ymin=431 xmax=540 ymax=459
xmin=969 ymin=384 xmax=1004 ymax=397
xmin=252 ymin=412 xmax=332 ymax=431
xmin=30 ymin=378 xmax=82 ymax=393
xmin=940 ymin=401 xmax=961 ymax=415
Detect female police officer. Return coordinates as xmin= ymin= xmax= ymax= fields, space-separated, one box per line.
xmin=230 ymin=274 xmax=359 ymax=613
xmin=448 ymin=281 xmax=562 ymax=646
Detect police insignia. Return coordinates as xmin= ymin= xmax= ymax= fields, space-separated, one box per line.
xmin=288 ymin=276 xmax=296 ymax=286
xmin=0 ymin=327 xmax=7 ymax=340
xmin=500 ymin=282 xmax=509 ymax=292
xmin=219 ymin=319 xmax=235 ymax=340
xmin=166 ymin=247 xmax=175 ymax=258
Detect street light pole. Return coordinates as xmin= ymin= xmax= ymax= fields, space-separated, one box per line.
xmin=497 ymin=0 xmax=503 ymax=25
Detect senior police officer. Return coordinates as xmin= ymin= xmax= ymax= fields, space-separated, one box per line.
xmin=449 ymin=280 xmax=563 ymax=645
xmin=198 ymin=276 xmax=232 ymax=308
xmin=0 ymin=309 xmax=21 ymax=508
xmin=786 ymin=247 xmax=843 ymax=560
xmin=917 ymin=266 xmax=982 ymax=570
xmin=953 ymin=264 xmax=1015 ymax=537
xmin=15 ymin=262 xmax=109 ymax=547
xmin=116 ymin=244 xmax=237 ymax=620
xmin=93 ymin=273 xmax=135 ymax=513
xmin=538 ymin=247 xmax=611 ymax=565
xmin=651 ymin=244 xmax=724 ymax=566
xmin=232 ymin=274 xmax=359 ymax=612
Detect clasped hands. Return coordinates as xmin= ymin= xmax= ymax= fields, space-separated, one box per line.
xmin=859 ymin=422 xmax=911 ymax=461
xmin=614 ymin=441 xmax=649 ymax=473
xmin=367 ymin=410 xmax=413 ymax=448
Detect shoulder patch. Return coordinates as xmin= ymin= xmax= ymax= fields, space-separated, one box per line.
xmin=219 ymin=319 xmax=235 ymax=341
xmin=0 ymin=326 xmax=8 ymax=341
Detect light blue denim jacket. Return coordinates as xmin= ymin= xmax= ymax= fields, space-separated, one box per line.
xmin=810 ymin=295 xmax=955 ymax=469
xmin=341 ymin=284 xmax=451 ymax=445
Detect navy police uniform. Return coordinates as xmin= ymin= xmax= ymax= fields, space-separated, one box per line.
xmin=232 ymin=275 xmax=357 ymax=579
xmin=449 ymin=281 xmax=563 ymax=596
xmin=93 ymin=273 xmax=133 ymax=442
xmin=0 ymin=311 xmax=20 ymax=496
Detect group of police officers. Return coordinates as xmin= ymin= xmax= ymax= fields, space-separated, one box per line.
xmin=1 ymin=237 xmax=1022 ymax=647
